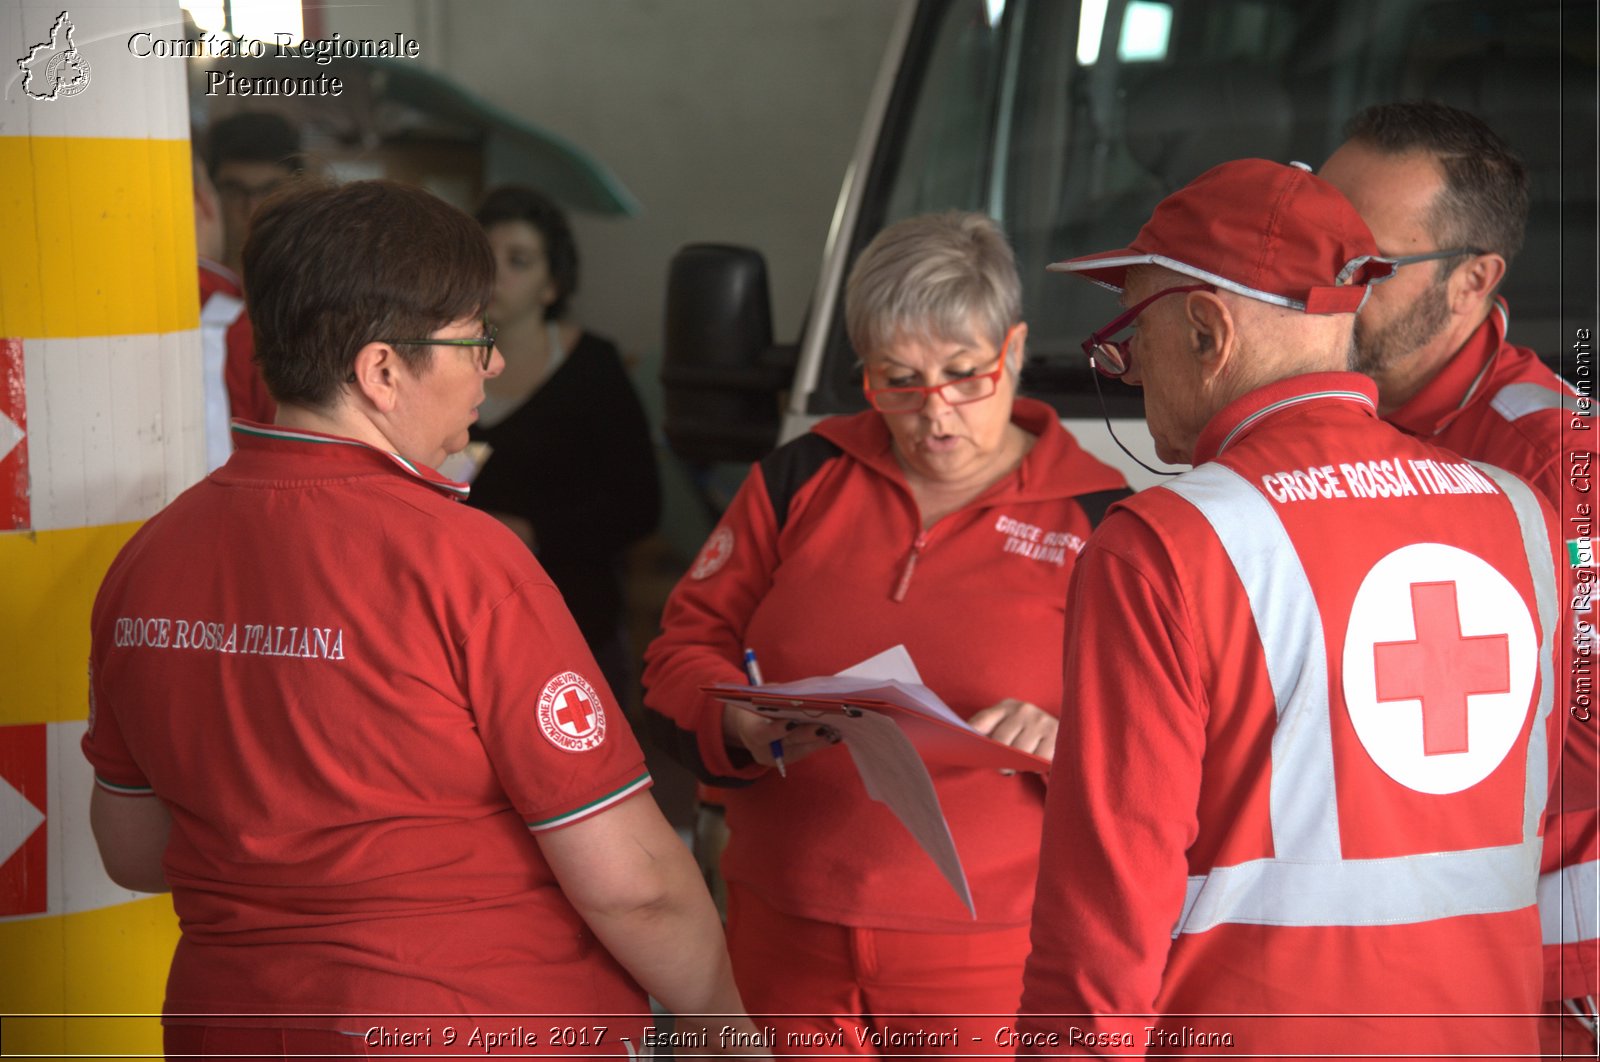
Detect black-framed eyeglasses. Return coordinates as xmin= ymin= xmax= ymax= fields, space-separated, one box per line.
xmin=1384 ymin=247 xmax=1483 ymax=270
xmin=383 ymin=321 xmax=499 ymax=371
xmin=1081 ymin=284 xmax=1212 ymax=378
xmin=861 ymin=323 xmax=1021 ymax=412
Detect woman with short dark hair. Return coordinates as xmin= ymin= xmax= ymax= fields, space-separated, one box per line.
xmin=83 ymin=178 xmax=755 ymax=1060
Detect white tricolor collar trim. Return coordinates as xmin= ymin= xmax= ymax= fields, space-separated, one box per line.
xmin=231 ymin=421 xmax=470 ymax=498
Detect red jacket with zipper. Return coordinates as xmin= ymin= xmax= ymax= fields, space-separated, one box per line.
xmin=642 ymin=398 xmax=1127 ymax=930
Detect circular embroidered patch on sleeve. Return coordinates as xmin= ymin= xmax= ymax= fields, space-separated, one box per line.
xmin=537 ymin=671 xmax=608 ymax=752
xmin=690 ymin=526 xmax=735 ymax=580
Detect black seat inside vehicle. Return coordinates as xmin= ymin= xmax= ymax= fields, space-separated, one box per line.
xmin=1124 ymin=63 xmax=1296 ymax=195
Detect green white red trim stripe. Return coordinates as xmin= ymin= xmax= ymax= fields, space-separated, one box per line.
xmin=92 ymin=775 xmax=154 ymax=796
xmin=526 ymin=773 xmax=652 ymax=832
xmin=231 ymin=421 xmax=470 ymax=498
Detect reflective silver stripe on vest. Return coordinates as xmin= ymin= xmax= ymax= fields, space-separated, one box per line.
xmin=1164 ymin=464 xmax=1340 ymax=862
xmin=1178 ymin=842 xmax=1539 ymax=933
xmin=1538 ymin=859 xmax=1600 ymax=947
xmin=1164 ymin=460 xmax=1555 ymax=935
xmin=1473 ymin=462 xmax=1556 ymax=844
xmin=1490 ymin=382 xmax=1591 ymax=421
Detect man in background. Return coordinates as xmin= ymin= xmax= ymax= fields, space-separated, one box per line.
xmin=1322 ymin=100 xmax=1598 ymax=1056
xmin=206 ymin=111 xmax=303 ymax=274
xmin=195 ymin=154 xmax=274 ymax=470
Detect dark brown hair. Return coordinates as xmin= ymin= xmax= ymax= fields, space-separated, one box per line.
xmin=243 ymin=179 xmax=495 ymax=408
xmin=205 ymin=111 xmax=303 ymax=177
xmin=1343 ymin=100 xmax=1529 ymax=270
xmin=475 ymin=185 xmax=579 ymax=321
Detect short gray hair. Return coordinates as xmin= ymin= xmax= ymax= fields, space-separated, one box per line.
xmin=845 ymin=212 xmax=1022 ymax=358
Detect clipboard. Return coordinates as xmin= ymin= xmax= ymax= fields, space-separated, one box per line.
xmin=700 ymin=646 xmax=1044 ymax=917
xmin=703 ymin=684 xmax=1050 ymax=775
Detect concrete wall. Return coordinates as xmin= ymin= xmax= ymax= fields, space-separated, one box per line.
xmin=326 ymin=0 xmax=901 ymax=390
xmin=325 ymin=0 xmax=904 ymax=556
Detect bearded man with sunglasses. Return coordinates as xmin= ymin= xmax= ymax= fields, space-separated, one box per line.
xmin=1017 ymin=159 xmax=1565 ymax=1057
xmin=645 ymin=211 xmax=1128 ymax=1050
xmin=82 ymin=179 xmax=759 ymax=1059
xmin=1321 ymin=101 xmax=1599 ymax=1057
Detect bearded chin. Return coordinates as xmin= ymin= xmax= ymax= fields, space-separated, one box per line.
xmin=1354 ymin=283 xmax=1452 ymax=375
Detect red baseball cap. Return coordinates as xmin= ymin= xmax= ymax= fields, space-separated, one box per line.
xmin=1048 ymin=158 xmax=1394 ymax=314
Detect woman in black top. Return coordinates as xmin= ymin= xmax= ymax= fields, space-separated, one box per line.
xmin=469 ymin=186 xmax=661 ymax=700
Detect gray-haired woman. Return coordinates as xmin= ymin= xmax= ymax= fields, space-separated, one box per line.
xmin=644 ymin=211 xmax=1130 ymax=1052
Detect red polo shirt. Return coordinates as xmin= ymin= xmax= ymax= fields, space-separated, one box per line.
xmin=84 ymin=422 xmax=651 ymax=1029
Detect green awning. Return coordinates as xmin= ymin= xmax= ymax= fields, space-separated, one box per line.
xmin=368 ymin=57 xmax=639 ymax=216
xmin=196 ymin=53 xmax=639 ymax=216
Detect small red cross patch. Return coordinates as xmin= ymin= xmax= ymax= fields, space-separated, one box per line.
xmin=690 ymin=527 xmax=734 ymax=580
xmin=537 ymin=672 xmax=607 ymax=752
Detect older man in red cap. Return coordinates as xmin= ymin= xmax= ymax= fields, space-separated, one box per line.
xmin=1016 ymin=159 xmax=1565 ymax=1057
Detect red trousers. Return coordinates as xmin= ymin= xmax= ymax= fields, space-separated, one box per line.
xmin=726 ymin=884 xmax=1031 ymax=1057
xmin=1540 ymin=1000 xmax=1599 ymax=1058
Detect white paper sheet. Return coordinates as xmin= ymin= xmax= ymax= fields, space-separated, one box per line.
xmin=747 ymin=644 xmax=976 ymax=731
xmin=721 ymin=645 xmax=977 ymax=916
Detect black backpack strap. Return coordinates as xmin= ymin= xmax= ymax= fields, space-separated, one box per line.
xmin=1074 ymin=487 xmax=1134 ymax=529
xmin=643 ymin=711 xmax=759 ymax=789
xmin=759 ymin=432 xmax=843 ymax=531
xmin=644 ymin=432 xmax=843 ymax=788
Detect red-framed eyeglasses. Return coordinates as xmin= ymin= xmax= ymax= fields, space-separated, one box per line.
xmin=1082 ymin=284 xmax=1212 ymax=378
xmin=862 ymin=323 xmax=1022 ymax=412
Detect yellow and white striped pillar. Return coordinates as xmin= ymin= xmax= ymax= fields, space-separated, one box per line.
xmin=2 ymin=1 xmax=199 ymax=1055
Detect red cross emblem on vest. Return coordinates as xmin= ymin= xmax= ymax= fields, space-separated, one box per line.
xmin=1373 ymin=581 xmax=1511 ymax=756
xmin=1342 ymin=542 xmax=1537 ymax=795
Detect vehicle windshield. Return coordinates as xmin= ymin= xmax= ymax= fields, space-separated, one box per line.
xmin=809 ymin=0 xmax=1595 ymax=419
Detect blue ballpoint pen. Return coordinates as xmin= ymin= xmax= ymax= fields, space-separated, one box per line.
xmin=742 ymin=647 xmax=785 ymax=777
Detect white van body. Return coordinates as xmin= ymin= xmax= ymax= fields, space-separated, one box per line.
xmin=663 ymin=0 xmax=1594 ymax=491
